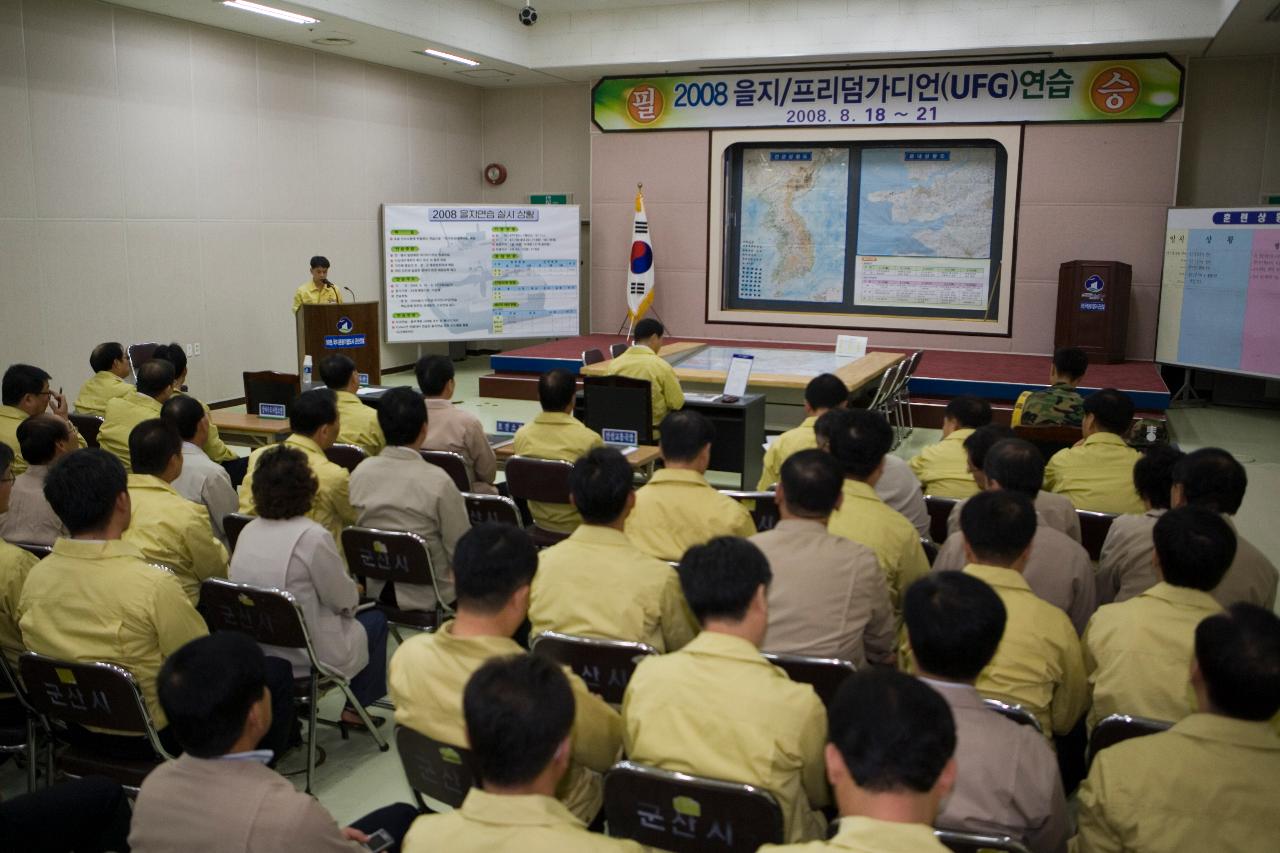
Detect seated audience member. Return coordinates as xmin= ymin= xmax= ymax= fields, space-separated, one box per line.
xmin=603 ymin=318 xmax=684 ymax=428
xmin=909 ymin=395 xmax=993 ymax=498
xmin=0 ymin=442 xmax=39 ymax=708
xmin=1095 ymin=445 xmax=1184 ymax=604
xmin=162 ymin=394 xmax=238 ymax=547
xmin=823 ymin=408 xmax=930 ymax=621
xmin=905 ymin=573 xmax=1068 ymax=853
xmin=512 ymin=368 xmax=604 ymax=533
xmin=1084 ymin=506 xmax=1233 ymax=730
xmin=319 ymin=353 xmax=384 ymax=457
xmin=416 ymin=354 xmax=498 ymax=494
xmin=73 ymin=342 xmax=133 ymax=416
xmin=1011 ymin=346 xmax=1089 ymax=427
xmin=0 ymin=777 xmax=132 ymax=853
xmin=0 ymin=415 xmax=73 ymax=544
xmin=530 ymin=447 xmax=695 ymax=652
xmin=130 ymin=632 xmax=414 ymax=852
xmin=403 ymin=655 xmax=643 ymax=853
xmin=122 ymin=419 xmax=229 ymax=604
xmin=1043 ymin=388 xmax=1144 ymax=514
xmin=944 ymin=425 xmax=1079 ymax=542
xmin=349 ymin=386 xmax=469 ymax=613
xmin=0 ymin=363 xmax=84 ymax=475
xmin=150 ymin=343 xmax=238 ymax=467
xmin=757 ymin=372 xmax=848 ymax=491
xmin=98 ymin=359 xmax=176 ymax=467
xmin=934 ymin=439 xmax=1096 ymax=634
xmin=18 ymin=449 xmax=208 ymax=750
xmin=752 ymin=449 xmax=895 ymax=667
xmin=624 ymin=537 xmax=829 ymax=842
xmin=759 ymin=669 xmax=957 ymax=852
xmin=624 ymin=410 xmax=756 ymax=560
xmin=958 ymin=491 xmax=1087 ymax=737
xmin=389 ymin=523 xmax=622 ymax=823
xmin=814 ymin=409 xmax=928 ymax=538
xmin=231 ymin=445 xmax=388 ymax=727
xmin=239 ymin=388 xmax=356 ymax=548
xmin=1073 ymin=604 xmax=1280 ymax=851
xmin=1172 ymin=447 xmax=1277 ymax=610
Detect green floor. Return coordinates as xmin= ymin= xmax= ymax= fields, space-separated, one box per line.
xmin=4 ymin=357 xmax=1278 ymax=823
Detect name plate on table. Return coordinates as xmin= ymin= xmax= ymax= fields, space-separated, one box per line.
xmin=495 ymin=420 xmax=524 ymax=434
xmin=258 ymin=403 xmax=287 ymax=420
xmin=603 ymin=428 xmax=639 ymax=445
xmin=835 ymin=335 xmax=868 ymax=359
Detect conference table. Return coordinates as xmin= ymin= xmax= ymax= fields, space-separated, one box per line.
xmin=208 ymin=411 xmax=291 ymax=448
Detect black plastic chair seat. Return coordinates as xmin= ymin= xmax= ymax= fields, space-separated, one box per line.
xmin=59 ymin=748 xmax=161 ymax=789
xmin=0 ymin=724 xmax=26 ymax=747
xmin=378 ymin=606 xmax=439 ymax=631
xmin=528 ymin=527 xmax=570 ymax=549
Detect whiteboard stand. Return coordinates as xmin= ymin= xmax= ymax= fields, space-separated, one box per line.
xmin=1169 ymin=367 xmax=1208 ymax=409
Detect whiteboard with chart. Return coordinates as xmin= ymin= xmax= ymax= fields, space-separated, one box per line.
xmin=1156 ymin=207 xmax=1280 ymax=381
xmin=382 ymin=204 xmax=580 ymax=343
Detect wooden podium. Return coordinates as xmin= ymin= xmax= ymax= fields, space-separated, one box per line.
xmin=296 ymin=302 xmax=381 ymax=384
xmin=1055 ymin=260 xmax=1131 ymax=364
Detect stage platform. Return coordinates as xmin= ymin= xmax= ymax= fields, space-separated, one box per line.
xmin=482 ymin=334 xmax=1171 ymax=414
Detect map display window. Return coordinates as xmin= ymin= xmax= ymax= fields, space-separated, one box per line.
xmin=719 ymin=138 xmax=1008 ymax=323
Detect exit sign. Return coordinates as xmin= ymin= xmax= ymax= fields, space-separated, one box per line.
xmin=529 ymin=193 xmax=573 ymax=205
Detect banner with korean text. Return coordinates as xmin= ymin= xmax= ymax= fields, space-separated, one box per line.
xmin=593 ymin=55 xmax=1182 ymax=131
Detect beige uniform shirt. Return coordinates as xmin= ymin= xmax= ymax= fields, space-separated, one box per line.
xmin=753 ymin=519 xmax=896 ymax=667
xmin=757 ymin=416 xmax=819 ymax=491
xmin=923 ymin=678 xmax=1069 ymax=853
xmin=623 ymin=631 xmax=829 ymax=843
xmin=403 ymin=789 xmax=643 ymax=853
xmin=98 ymin=391 xmax=162 ymax=468
xmin=511 ymin=411 xmax=605 ymax=533
xmin=530 ymin=524 xmax=696 ymax=653
xmin=389 ymin=621 xmax=623 ymax=822
xmin=423 ymin=398 xmax=498 ymax=494
xmin=333 ymin=390 xmax=385 ymax=458
xmin=624 ymin=468 xmax=757 ymax=562
xmin=0 ymin=465 xmax=67 ymax=545
xmin=827 ymin=479 xmax=930 ymax=620
xmin=603 ymin=344 xmax=685 ymax=427
xmin=964 ymin=563 xmax=1089 ymax=737
xmin=171 ymin=442 xmax=238 ymax=547
xmin=239 ymin=434 xmax=357 ymax=550
xmin=1095 ymin=510 xmax=1163 ymax=604
xmin=910 ymin=428 xmax=980 ymax=498
xmin=293 ymin=281 xmax=340 ymax=313
xmin=876 ymin=454 xmax=931 ymax=539
xmin=1073 ymin=714 xmax=1280 ymax=853
xmin=934 ymin=517 xmax=1097 ymax=635
xmin=946 ymin=490 xmax=1081 ymax=543
xmin=129 ymin=753 xmax=364 ymax=853
xmin=174 ymin=391 xmax=236 ymax=463
xmin=0 ymin=405 xmax=85 ymax=477
xmin=17 ymin=539 xmax=208 ymax=728
xmin=74 ymin=371 xmax=132 ymax=417
xmin=349 ymin=445 xmax=470 ymax=611
xmin=1044 ymin=433 xmax=1144 ymax=515
xmin=123 ymin=474 xmax=229 ymax=604
xmin=760 ymin=816 xmax=950 ymax=852
xmin=1083 ymin=582 xmax=1222 ymax=729
xmin=0 ymin=541 xmax=38 ymax=669
xmin=1210 ymin=516 xmax=1278 ymax=610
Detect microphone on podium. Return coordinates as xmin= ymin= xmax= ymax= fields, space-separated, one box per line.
xmin=343 ymin=286 xmax=357 ymax=302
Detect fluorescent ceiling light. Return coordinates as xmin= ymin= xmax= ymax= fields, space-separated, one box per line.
xmin=421 ymin=48 xmax=480 ymax=67
xmin=222 ymin=1 xmax=319 ymax=25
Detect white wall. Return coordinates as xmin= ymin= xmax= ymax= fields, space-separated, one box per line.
xmin=0 ymin=0 xmax=484 ymax=404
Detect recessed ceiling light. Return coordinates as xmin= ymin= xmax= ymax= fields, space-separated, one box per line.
xmin=312 ymin=36 xmax=355 ymax=46
xmin=420 ymin=48 xmax=480 ymax=67
xmin=221 ymin=1 xmax=319 ymax=25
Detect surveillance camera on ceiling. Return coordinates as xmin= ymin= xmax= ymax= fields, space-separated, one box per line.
xmin=519 ymin=3 xmax=537 ymax=26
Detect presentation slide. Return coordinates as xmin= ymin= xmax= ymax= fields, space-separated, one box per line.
xmin=382 ymin=204 xmax=580 ymax=343
xmin=1156 ymin=207 xmax=1280 ymax=381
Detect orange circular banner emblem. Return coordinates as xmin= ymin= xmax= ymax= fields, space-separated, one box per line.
xmin=1089 ymin=67 xmax=1140 ymax=114
xmin=626 ymin=85 xmax=664 ymax=124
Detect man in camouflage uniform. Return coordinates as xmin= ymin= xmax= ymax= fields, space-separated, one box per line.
xmin=1012 ymin=347 xmax=1088 ymax=427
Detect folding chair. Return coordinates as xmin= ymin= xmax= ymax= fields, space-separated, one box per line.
xmin=982 ymin=698 xmax=1044 ymax=734
xmin=242 ymin=370 xmax=301 ymax=418
xmin=866 ymin=361 xmax=907 ymax=446
xmin=530 ymin=631 xmax=658 ymax=705
xmin=68 ymin=413 xmax=104 ymax=448
xmin=341 ymin=526 xmax=453 ymax=642
xmin=221 ymin=512 xmax=255 ymax=553
xmin=463 ymin=492 xmax=522 ymax=527
xmin=199 ymin=578 xmax=389 ymax=794
xmin=504 ymin=456 xmax=575 ymax=548
xmin=720 ymin=490 xmax=780 ymax=533
xmin=395 ymin=725 xmax=477 ymax=812
xmin=1077 ymin=509 xmax=1118 ymax=562
xmin=419 ymin=450 xmax=471 ymax=492
xmin=923 ymin=494 xmax=958 ymax=544
xmin=935 ymin=829 xmax=1032 ymax=853
xmin=762 ymin=652 xmax=855 ymax=711
xmin=0 ymin=651 xmax=51 ymax=792
xmin=582 ymin=348 xmax=606 ymax=366
xmin=610 ymin=342 xmax=630 ymax=358
xmin=324 ymin=443 xmax=367 ymax=473
xmin=127 ymin=343 xmax=159 ymax=376
xmin=1086 ymin=713 xmax=1171 ymax=770
xmin=921 ymin=536 xmax=939 ymax=567
xmin=582 ymin=375 xmax=654 ymax=445
xmin=604 ymin=760 xmax=785 ymax=852
xmin=18 ymin=653 xmax=174 ymax=793
xmin=882 ymin=358 xmax=915 ymax=443
xmin=10 ymin=542 xmax=52 ymax=560
xmin=895 ymin=350 xmax=925 ymax=438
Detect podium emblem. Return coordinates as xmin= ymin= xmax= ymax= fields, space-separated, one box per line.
xmin=1083 ymin=275 xmax=1105 ymax=294
xmin=336 ymin=316 xmax=354 ymax=333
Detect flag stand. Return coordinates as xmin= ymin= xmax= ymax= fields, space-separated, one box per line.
xmin=617 ymin=304 xmax=668 ymax=339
